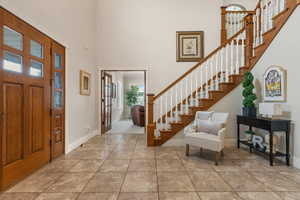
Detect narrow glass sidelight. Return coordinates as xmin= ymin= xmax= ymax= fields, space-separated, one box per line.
xmin=54 ymin=91 xmax=63 ymax=108
xmin=30 ymin=40 xmax=43 ymax=58
xmin=3 ymin=26 xmax=23 ymax=51
xmin=3 ymin=51 xmax=23 ymax=73
xmin=54 ymin=53 xmax=62 ymax=69
xmin=29 ymin=60 xmax=43 ymax=77
xmin=54 ymin=72 xmax=62 ymax=89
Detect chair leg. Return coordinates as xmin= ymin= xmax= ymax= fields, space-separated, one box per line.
xmin=186 ymin=144 xmax=190 ymax=156
xmin=215 ymin=152 xmax=220 ymax=166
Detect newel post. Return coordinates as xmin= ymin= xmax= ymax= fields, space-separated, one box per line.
xmin=147 ymin=94 xmax=156 ymax=147
xmin=245 ymin=13 xmax=254 ymax=66
xmin=221 ymin=7 xmax=227 ymax=45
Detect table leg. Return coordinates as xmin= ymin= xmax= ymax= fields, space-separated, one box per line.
xmin=269 ymin=131 xmax=274 ymax=166
xmin=286 ymin=125 xmax=290 ymax=166
xmin=237 ymin=123 xmax=240 ymax=148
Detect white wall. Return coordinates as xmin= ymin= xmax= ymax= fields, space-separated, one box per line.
xmin=223 ymin=0 xmax=258 ymax=10
xmin=96 ymin=0 xmax=223 ymax=95
xmin=109 ymin=72 xmax=124 ymax=122
xmin=0 ymin=0 xmax=99 ymax=152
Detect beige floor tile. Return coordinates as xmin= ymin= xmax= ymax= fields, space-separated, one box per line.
xmin=158 ymin=171 xmax=195 ymax=192
xmin=83 ymin=172 xmax=125 ymax=192
xmin=45 ymin=173 xmax=94 ymax=192
xmin=212 ymin=160 xmax=243 ymax=172
xmin=235 ymin=159 xmax=275 ymax=172
xmin=69 ymin=160 xmax=103 ymax=172
xmin=108 ymin=150 xmax=133 ymax=160
xmin=237 ymin=192 xmax=282 ymax=200
xmin=38 ymin=160 xmax=80 ymax=173
xmin=128 ymin=160 xmax=156 ymax=171
xmin=132 ymin=150 xmax=155 ymax=160
xmin=65 ymin=149 xmax=111 ymax=160
xmin=0 ymin=193 xmax=38 ymax=200
xmin=181 ymin=157 xmax=214 ymax=171
xmin=117 ymin=192 xmax=158 ymax=200
xmin=188 ymin=171 xmax=232 ymax=192
xmin=156 ymin=159 xmax=185 ymax=172
xmin=121 ymin=172 xmax=157 ymax=192
xmin=198 ymin=192 xmax=241 ymax=200
xmin=219 ymin=172 xmax=268 ymax=192
xmin=159 ymin=192 xmax=200 ymax=200
xmin=156 ymin=150 xmax=180 ymax=160
xmin=276 ymin=192 xmax=300 ymax=200
xmin=251 ymin=171 xmax=300 ymax=191
xmin=7 ymin=173 xmax=62 ymax=193
xmin=99 ymin=159 xmax=130 ymax=172
xmin=279 ymin=171 xmax=300 ymax=184
xmin=77 ymin=193 xmax=118 ymax=200
xmin=35 ymin=193 xmax=79 ymax=200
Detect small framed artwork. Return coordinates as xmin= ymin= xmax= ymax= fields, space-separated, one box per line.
xmin=80 ymin=70 xmax=91 ymax=96
xmin=176 ymin=31 xmax=204 ymax=62
xmin=263 ymin=66 xmax=287 ymax=102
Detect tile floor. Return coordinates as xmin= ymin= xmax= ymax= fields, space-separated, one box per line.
xmin=1 ymin=134 xmax=300 ymax=200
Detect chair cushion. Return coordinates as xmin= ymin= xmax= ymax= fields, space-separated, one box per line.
xmin=196 ymin=120 xmax=224 ymax=135
xmin=195 ymin=111 xmax=214 ymax=120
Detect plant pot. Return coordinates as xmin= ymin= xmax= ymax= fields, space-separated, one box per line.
xmin=242 ymin=107 xmax=257 ymax=117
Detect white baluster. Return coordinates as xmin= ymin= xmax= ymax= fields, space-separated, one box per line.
xmin=160 ymin=96 xmax=163 ymax=130
xmin=230 ymin=40 xmax=234 ymax=75
xmin=185 ymin=77 xmax=188 ymax=114
xmin=165 ymin=93 xmax=168 ymax=130
xmin=190 ymin=73 xmax=193 ymax=106
xmin=241 ymin=37 xmax=245 ymax=66
xmin=220 ymin=48 xmax=223 ymax=83
xmin=215 ymin=52 xmax=219 ymax=90
xmin=236 ymin=37 xmax=240 ymax=74
xmin=200 ymin=68 xmax=203 ymax=98
xmin=205 ymin=62 xmax=209 ymax=98
xmin=180 ymin=81 xmax=183 ymax=114
xmin=170 ymin=88 xmax=173 ymax=123
xmin=280 ymin=0 xmax=285 ymax=12
xmin=225 ymin=44 xmax=229 ymax=82
xmin=195 ymin=68 xmax=198 ymax=104
xmin=175 ymin=84 xmax=178 ymax=122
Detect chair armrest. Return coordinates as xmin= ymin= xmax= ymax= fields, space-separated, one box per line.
xmin=218 ymin=128 xmax=226 ymax=139
xmin=184 ymin=124 xmax=197 ymax=135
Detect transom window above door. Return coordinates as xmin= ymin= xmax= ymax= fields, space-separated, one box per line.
xmin=2 ymin=25 xmax=44 ymax=77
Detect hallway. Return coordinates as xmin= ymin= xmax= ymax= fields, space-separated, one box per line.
xmin=2 ymin=133 xmax=300 ymax=200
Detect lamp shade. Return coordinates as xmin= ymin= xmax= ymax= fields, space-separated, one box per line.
xmin=259 ymin=103 xmax=282 ymax=117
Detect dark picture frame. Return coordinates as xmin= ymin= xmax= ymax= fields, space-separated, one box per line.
xmin=176 ymin=31 xmax=204 ymax=62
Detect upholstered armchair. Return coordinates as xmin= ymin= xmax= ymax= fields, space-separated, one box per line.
xmin=184 ymin=111 xmax=229 ymax=165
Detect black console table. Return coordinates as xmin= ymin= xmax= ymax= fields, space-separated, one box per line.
xmin=237 ymin=115 xmax=291 ymax=166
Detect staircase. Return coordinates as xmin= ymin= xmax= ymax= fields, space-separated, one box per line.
xmin=147 ymin=0 xmax=299 ymax=146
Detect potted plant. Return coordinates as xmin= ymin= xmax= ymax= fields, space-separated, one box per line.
xmin=126 ymin=85 xmax=140 ymax=108
xmin=242 ymin=72 xmax=257 ymax=117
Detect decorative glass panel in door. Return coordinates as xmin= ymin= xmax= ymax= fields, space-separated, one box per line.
xmin=3 ymin=51 xmax=22 ymax=73
xmin=54 ymin=72 xmax=62 ymax=89
xmin=3 ymin=26 xmax=23 ymax=50
xmin=30 ymin=40 xmax=43 ymax=58
xmin=29 ymin=60 xmax=43 ymax=77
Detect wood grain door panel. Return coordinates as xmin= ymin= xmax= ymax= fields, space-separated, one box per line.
xmin=2 ymin=83 xmax=24 ymax=166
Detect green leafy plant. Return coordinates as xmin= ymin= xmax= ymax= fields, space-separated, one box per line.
xmin=245 ymin=130 xmax=256 ymax=135
xmin=126 ymin=86 xmax=140 ymax=107
xmin=242 ymin=72 xmax=257 ymax=108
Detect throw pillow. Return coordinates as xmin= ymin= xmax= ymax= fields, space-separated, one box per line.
xmin=196 ymin=120 xmax=224 ymax=135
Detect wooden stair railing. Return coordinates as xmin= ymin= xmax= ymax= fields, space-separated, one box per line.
xmin=221 ymin=7 xmax=255 ymax=44
xmin=147 ymin=0 xmax=299 ymax=147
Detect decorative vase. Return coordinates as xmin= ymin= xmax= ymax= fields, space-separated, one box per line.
xmin=242 ymin=107 xmax=257 ymax=117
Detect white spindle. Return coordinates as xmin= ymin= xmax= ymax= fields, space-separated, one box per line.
xmin=185 ymin=77 xmax=188 ymax=113
xmin=175 ymin=84 xmax=178 ymax=122
xmin=230 ymin=40 xmax=234 ymax=75
xmin=190 ymin=73 xmax=193 ymax=106
xmin=165 ymin=93 xmax=168 ymax=129
xmin=220 ymin=48 xmax=224 ymax=83
xmin=195 ymin=68 xmax=198 ymax=102
xmin=170 ymin=88 xmax=173 ymax=122
xmin=215 ymin=52 xmax=219 ymax=90
xmin=241 ymin=37 xmax=245 ymax=66
xmin=225 ymin=44 xmax=229 ymax=82
xmin=160 ymin=96 xmax=163 ymax=129
xmin=205 ymin=62 xmax=209 ymax=98
xmin=200 ymin=68 xmax=203 ymax=98
xmin=236 ymin=37 xmax=239 ymax=74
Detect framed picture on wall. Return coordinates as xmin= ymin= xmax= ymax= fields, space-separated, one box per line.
xmin=176 ymin=31 xmax=204 ymax=62
xmin=263 ymin=66 xmax=287 ymax=102
xmin=80 ymin=70 xmax=91 ymax=96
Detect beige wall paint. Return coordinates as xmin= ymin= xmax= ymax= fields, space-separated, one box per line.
xmin=0 ymin=0 xmax=98 ymax=152
xmin=96 ymin=0 xmax=223 ymax=95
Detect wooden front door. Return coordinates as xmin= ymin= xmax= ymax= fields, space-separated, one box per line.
xmin=0 ymin=8 xmax=51 ymax=189
xmin=50 ymin=42 xmax=65 ymax=159
xmin=101 ymin=71 xmax=112 ymax=133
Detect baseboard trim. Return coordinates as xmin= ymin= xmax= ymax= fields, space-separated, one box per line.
xmin=66 ymin=129 xmax=99 ymax=154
